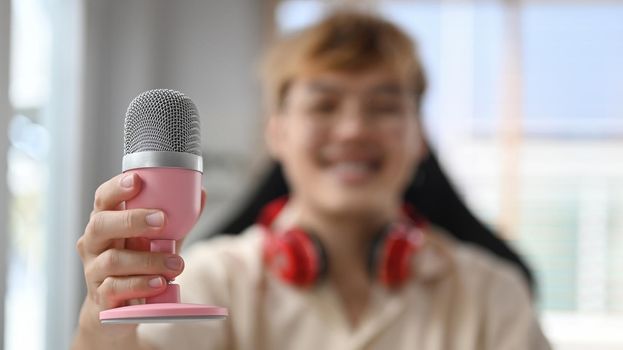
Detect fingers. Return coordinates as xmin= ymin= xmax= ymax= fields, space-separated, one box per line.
xmin=95 ymin=275 xmax=168 ymax=309
xmin=92 ymin=173 xmax=142 ymax=212
xmin=86 ymin=249 xmax=184 ymax=283
xmin=80 ymin=209 xmax=166 ymax=256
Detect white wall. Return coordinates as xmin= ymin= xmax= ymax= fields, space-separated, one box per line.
xmin=80 ymin=0 xmax=267 ymax=244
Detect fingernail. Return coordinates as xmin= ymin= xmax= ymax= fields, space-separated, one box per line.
xmin=148 ymin=277 xmax=163 ymax=288
xmin=120 ymin=174 xmax=134 ymax=188
xmin=145 ymin=212 xmax=164 ymax=227
xmin=165 ymin=256 xmax=183 ymax=270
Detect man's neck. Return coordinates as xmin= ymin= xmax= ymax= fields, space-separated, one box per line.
xmin=286 ymin=198 xmax=400 ymax=328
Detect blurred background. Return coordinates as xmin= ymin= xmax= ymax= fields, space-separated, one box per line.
xmin=1 ymin=0 xmax=622 ymax=349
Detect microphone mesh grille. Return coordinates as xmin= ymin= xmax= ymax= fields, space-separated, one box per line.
xmin=124 ymin=89 xmax=201 ymax=156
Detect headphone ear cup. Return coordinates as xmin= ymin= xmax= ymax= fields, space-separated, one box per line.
xmin=263 ymin=228 xmax=326 ymax=288
xmin=263 ymin=231 xmax=297 ymax=284
xmin=372 ymin=224 xmax=422 ymax=289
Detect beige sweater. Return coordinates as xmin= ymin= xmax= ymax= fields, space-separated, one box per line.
xmin=139 ymin=215 xmax=550 ymax=350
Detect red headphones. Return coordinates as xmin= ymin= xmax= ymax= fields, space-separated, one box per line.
xmin=259 ymin=197 xmax=426 ymax=289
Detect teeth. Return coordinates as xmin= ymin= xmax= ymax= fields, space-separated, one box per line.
xmin=332 ymin=162 xmax=372 ymax=174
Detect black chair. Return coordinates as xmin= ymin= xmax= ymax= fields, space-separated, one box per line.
xmin=213 ymin=150 xmax=535 ymax=292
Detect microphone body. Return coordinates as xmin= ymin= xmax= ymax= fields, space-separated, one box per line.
xmin=124 ymin=167 xmax=201 ymax=243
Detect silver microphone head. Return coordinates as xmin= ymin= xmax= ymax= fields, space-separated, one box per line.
xmin=122 ymin=89 xmax=203 ymax=172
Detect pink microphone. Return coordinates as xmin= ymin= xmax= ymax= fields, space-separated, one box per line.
xmin=99 ymin=89 xmax=228 ymax=323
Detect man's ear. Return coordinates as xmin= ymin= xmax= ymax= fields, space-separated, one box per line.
xmin=264 ymin=114 xmax=283 ymax=160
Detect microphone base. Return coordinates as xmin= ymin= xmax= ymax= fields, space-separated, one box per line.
xmin=99 ymin=303 xmax=228 ymax=324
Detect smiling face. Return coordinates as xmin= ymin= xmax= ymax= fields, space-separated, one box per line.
xmin=267 ymin=69 xmax=426 ymax=218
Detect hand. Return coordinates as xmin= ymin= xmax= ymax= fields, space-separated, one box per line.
xmin=75 ymin=172 xmax=206 ymax=338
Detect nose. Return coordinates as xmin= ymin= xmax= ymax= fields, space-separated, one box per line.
xmin=332 ymin=102 xmax=370 ymax=140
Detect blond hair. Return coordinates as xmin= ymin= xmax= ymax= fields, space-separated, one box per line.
xmin=260 ymin=10 xmax=427 ymax=114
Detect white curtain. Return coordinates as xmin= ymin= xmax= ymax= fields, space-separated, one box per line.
xmin=0 ymin=0 xmax=12 ymax=347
